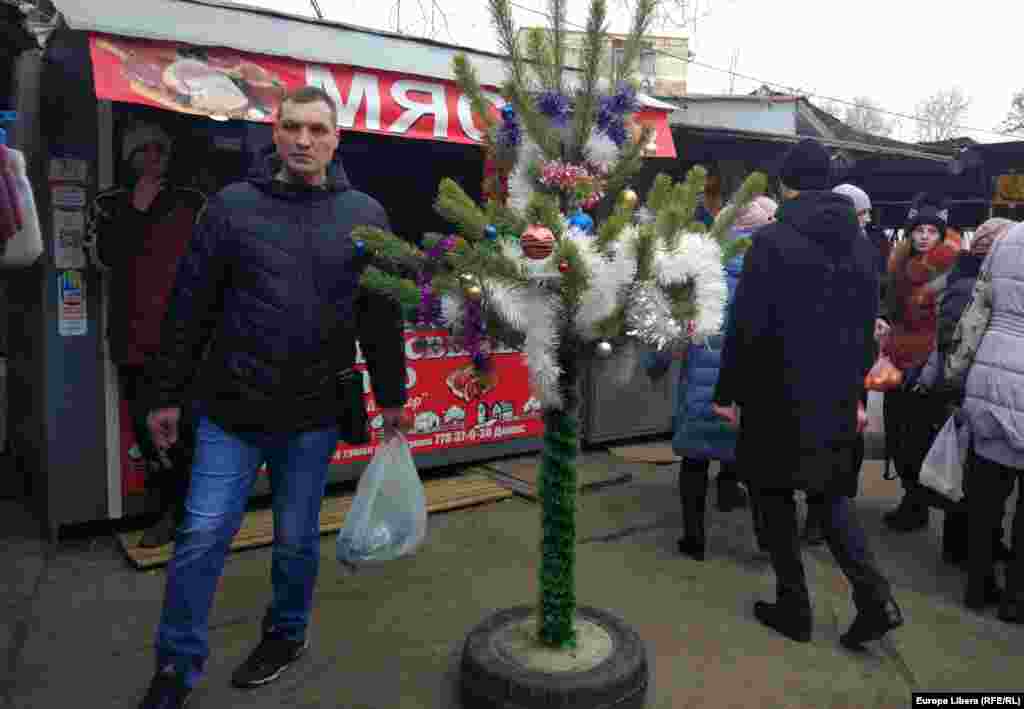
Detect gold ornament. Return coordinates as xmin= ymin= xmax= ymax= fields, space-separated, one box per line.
xmin=460 ymin=272 xmax=476 ymax=284
xmin=621 ymin=188 xmax=638 ymax=208
xmin=465 ymin=285 xmax=483 ymax=301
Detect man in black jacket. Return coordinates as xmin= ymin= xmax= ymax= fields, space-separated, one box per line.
xmin=137 ymin=87 xmax=407 ymax=709
xmin=712 ymin=139 xmax=903 ymax=651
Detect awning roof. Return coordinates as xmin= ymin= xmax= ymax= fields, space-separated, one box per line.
xmin=52 ymin=0 xmax=675 ymax=112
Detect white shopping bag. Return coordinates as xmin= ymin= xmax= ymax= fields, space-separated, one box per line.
xmin=336 ymin=433 xmax=427 ymax=566
xmin=919 ymin=414 xmax=968 ymax=503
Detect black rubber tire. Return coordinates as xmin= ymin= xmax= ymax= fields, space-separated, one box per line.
xmin=460 ymin=605 xmax=649 ymax=709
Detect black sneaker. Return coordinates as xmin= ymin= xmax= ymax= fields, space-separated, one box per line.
xmin=138 ymin=665 xmax=191 ymax=709
xmin=753 ymin=601 xmax=812 ymax=643
xmin=840 ymin=598 xmax=904 ymax=651
xmin=231 ymin=631 xmax=308 ymax=689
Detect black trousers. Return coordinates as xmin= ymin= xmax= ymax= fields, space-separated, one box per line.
xmin=679 ymin=457 xmax=740 ymax=492
xmin=758 ymin=488 xmax=892 ymax=611
xmin=119 ymin=365 xmax=193 ymax=523
xmin=965 ymin=449 xmax=1023 ymax=599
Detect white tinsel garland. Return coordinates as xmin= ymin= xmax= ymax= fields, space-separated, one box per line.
xmin=521 ymin=290 xmax=563 ymax=409
xmin=562 ymin=225 xmax=637 ymax=340
xmin=584 ymin=128 xmax=620 ymax=175
xmin=507 ymin=138 xmax=543 ymax=213
xmin=654 ymin=231 xmax=729 ymax=340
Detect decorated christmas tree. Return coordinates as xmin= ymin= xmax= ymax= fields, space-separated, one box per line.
xmin=352 ymin=0 xmax=767 ymax=649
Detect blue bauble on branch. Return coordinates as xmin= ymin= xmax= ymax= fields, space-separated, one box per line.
xmin=501 ymin=104 xmax=516 ymax=121
xmin=567 ymin=210 xmax=594 ymax=235
xmin=484 ymin=224 xmax=498 ymax=241
xmin=354 ymin=239 xmax=367 ymax=256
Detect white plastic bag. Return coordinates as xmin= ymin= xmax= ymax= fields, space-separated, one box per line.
xmin=0 ymin=147 xmax=43 ymax=269
xmin=920 ymin=414 xmax=968 ymax=503
xmin=336 ymin=433 xmax=427 ymax=566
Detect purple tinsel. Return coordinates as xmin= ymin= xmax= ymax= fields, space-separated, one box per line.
xmin=604 ymin=117 xmax=628 ymax=147
xmin=537 ymin=90 xmax=571 ymax=126
xmin=417 ymin=236 xmax=457 ymax=327
xmin=463 ymin=297 xmax=486 ymax=367
xmin=606 ymin=83 xmax=639 ymax=115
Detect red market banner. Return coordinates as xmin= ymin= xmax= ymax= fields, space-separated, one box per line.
xmin=330 ymin=328 xmax=545 ymax=465
xmin=120 ymin=328 xmax=544 ymax=496
xmin=88 ymin=33 xmax=676 ymax=158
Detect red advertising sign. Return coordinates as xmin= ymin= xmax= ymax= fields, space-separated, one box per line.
xmin=331 ymin=328 xmax=545 ymax=465
xmin=119 ymin=328 xmax=544 ymax=495
xmin=87 ymin=33 xmax=676 ymax=158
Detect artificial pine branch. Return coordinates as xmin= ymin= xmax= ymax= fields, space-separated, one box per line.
xmin=557 ymin=238 xmax=591 ymax=312
xmin=593 ymin=303 xmax=627 ymax=340
xmin=678 ymin=164 xmax=707 ymax=224
xmin=485 ymin=199 xmax=528 ymax=237
xmin=655 ymin=182 xmax=691 ymax=251
xmin=631 ymin=222 xmax=657 ymax=282
xmin=708 ymin=171 xmax=768 ymax=245
xmin=548 ymin=0 xmax=567 ymax=93
xmin=453 ymin=55 xmax=497 ymax=138
xmin=351 ymin=226 xmax=426 ymax=277
xmin=503 ymin=80 xmax=561 ymax=160
xmin=459 ymin=243 xmax=531 ymax=290
xmin=596 ymin=125 xmax=651 ymax=213
xmin=645 ymin=173 xmax=673 ymax=216
xmin=525 ymin=28 xmax=558 ymax=90
xmin=593 ymin=201 xmax=633 ymax=256
xmin=360 ymin=266 xmax=420 ymax=320
xmin=526 ymin=192 xmax=564 ymax=238
xmin=612 ymin=0 xmax=659 ymax=86
xmin=435 ymin=178 xmax=488 ymax=242
xmin=487 ymin=0 xmax=528 ymax=93
xmin=571 ymin=0 xmax=608 ymax=160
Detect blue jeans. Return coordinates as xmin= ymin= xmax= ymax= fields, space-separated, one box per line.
xmin=155 ymin=415 xmax=339 ymax=688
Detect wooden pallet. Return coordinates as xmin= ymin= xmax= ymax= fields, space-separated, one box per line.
xmin=483 ymin=456 xmax=633 ymax=500
xmin=607 ymin=443 xmax=681 ymax=465
xmin=118 ymin=471 xmax=512 ymax=570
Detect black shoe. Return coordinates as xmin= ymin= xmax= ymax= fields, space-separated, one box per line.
xmin=964 ymin=577 xmax=1003 ymax=611
xmin=677 ymin=536 xmax=705 ymax=561
xmin=231 ymin=631 xmax=309 ymax=689
xmin=840 ymin=599 xmax=904 ymax=651
xmin=716 ymin=479 xmax=748 ymax=512
xmin=753 ymin=601 xmax=812 ymax=643
xmin=997 ymin=598 xmax=1024 ymax=624
xmin=139 ymin=665 xmax=191 ymax=709
xmin=883 ymin=499 xmax=929 ymax=533
xmin=802 ymin=519 xmax=825 ymax=546
xmin=139 ymin=507 xmax=179 ymax=548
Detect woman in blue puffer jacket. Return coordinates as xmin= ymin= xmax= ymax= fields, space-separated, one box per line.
xmin=648 ymin=196 xmax=777 ymax=560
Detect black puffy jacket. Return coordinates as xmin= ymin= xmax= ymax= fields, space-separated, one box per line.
xmin=146 ymin=148 xmax=406 ymax=434
xmin=937 ymin=252 xmax=983 ymax=356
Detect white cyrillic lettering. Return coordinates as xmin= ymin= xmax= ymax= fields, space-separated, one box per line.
xmin=389 ymin=80 xmax=448 ymax=138
xmin=457 ymin=91 xmax=504 ymax=142
xmin=305 ymin=65 xmax=381 ymax=130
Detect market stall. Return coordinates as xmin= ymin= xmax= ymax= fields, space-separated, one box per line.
xmin=7 ymin=0 xmax=676 ymax=534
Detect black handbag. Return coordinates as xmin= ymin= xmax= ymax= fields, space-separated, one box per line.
xmin=336 ymin=367 xmax=370 ymax=445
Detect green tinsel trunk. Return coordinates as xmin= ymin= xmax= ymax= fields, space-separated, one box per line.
xmin=537 ymin=345 xmax=580 ymax=649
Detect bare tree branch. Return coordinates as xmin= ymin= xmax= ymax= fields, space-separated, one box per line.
xmin=1000 ymin=89 xmax=1024 ymax=135
xmin=915 ymin=87 xmax=970 ymax=143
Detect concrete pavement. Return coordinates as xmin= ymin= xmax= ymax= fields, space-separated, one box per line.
xmin=1 ymin=449 xmax=1022 ymax=708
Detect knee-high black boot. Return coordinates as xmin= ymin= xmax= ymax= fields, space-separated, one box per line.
xmin=678 ymin=460 xmax=710 ymax=561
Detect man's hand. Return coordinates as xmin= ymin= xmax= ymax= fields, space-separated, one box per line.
xmin=147 ymin=406 xmax=181 ymax=452
xmin=712 ymin=402 xmax=740 ymax=428
xmin=132 ymin=175 xmax=165 ymax=212
xmin=856 ymin=401 xmax=868 ymax=434
xmin=379 ymin=406 xmax=409 ymax=441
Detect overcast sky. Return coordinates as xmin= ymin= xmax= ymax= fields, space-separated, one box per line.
xmin=236 ymin=0 xmax=1022 ymax=144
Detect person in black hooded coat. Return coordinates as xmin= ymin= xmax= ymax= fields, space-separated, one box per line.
xmin=712 ymin=139 xmax=903 ymax=651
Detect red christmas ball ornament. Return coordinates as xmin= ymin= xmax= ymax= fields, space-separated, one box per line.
xmin=520 ymin=224 xmax=556 ymax=260
xmin=558 ymin=260 xmax=570 ymax=273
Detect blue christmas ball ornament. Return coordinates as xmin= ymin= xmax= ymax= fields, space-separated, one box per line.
xmin=484 ymin=224 xmax=498 ymax=241
xmin=354 ymin=239 xmax=367 ymax=256
xmin=501 ymin=104 xmax=516 ymax=121
xmin=568 ymin=210 xmax=594 ymax=235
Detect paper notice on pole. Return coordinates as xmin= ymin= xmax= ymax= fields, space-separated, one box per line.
xmin=51 ymin=185 xmax=88 ymax=210
xmin=53 ymin=209 xmax=86 ymax=270
xmin=49 ymin=157 xmax=90 ymax=184
xmin=58 ymin=270 xmax=87 ymax=336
